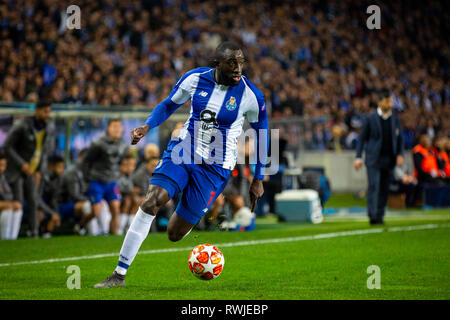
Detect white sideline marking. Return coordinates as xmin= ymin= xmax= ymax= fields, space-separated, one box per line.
xmin=0 ymin=223 xmax=448 ymax=268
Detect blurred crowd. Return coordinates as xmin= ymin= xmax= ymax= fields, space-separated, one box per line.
xmin=0 ymin=0 xmax=449 ymax=151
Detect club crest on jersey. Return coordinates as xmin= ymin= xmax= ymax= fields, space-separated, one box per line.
xmin=225 ymin=96 xmax=237 ymax=111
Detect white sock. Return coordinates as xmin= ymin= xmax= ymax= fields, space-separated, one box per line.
xmin=87 ymin=218 xmax=100 ymax=236
xmin=115 ymin=207 xmax=155 ymax=275
xmin=10 ymin=209 xmax=23 ymax=239
xmin=0 ymin=210 xmax=13 ymax=240
xmin=118 ymin=213 xmax=128 ymax=235
xmin=98 ymin=201 xmax=111 ymax=234
xmin=81 ymin=201 xmax=92 ymax=215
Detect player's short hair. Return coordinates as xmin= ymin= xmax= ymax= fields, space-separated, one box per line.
xmin=121 ymin=154 xmax=135 ymax=163
xmin=418 ymin=134 xmax=431 ymax=147
xmin=123 ymin=154 xmax=135 ymax=160
xmin=212 ymin=41 xmax=242 ymax=66
xmin=377 ymin=88 xmax=390 ymax=100
xmin=36 ymin=100 xmax=52 ymax=109
xmin=107 ymin=118 xmax=122 ymax=127
xmin=48 ymin=154 xmax=64 ymax=165
xmin=0 ymin=151 xmax=6 ymax=160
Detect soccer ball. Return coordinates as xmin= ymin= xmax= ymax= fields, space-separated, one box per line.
xmin=188 ymin=244 xmax=225 ymax=280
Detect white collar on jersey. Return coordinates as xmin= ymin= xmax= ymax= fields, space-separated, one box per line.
xmin=377 ymin=107 xmax=392 ymax=120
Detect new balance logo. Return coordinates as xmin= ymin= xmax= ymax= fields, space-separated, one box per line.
xmin=199 ymin=91 xmax=208 ymax=97
xmin=202 ymin=208 xmax=208 ymax=213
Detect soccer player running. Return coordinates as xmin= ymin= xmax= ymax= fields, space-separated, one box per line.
xmin=94 ymin=42 xmax=268 ymax=288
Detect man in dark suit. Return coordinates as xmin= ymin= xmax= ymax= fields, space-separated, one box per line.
xmin=3 ymin=101 xmax=55 ymax=237
xmin=354 ymin=90 xmax=404 ymax=225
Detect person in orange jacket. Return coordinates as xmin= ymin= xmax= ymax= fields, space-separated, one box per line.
xmin=412 ymin=134 xmax=442 ymax=183
xmin=437 ymin=138 xmax=450 ymax=179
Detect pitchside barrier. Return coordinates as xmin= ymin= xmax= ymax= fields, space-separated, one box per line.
xmin=296 ymin=151 xmax=415 ymax=193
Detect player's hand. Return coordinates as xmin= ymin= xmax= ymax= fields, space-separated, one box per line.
xmin=21 ymin=162 xmax=32 ymax=176
xmin=33 ymin=171 xmax=41 ymax=188
xmin=249 ymin=178 xmax=264 ymax=212
xmin=353 ymin=159 xmax=363 ymax=171
xmin=51 ymin=213 xmax=61 ymax=227
xmin=12 ymin=201 xmax=22 ymax=211
xmin=396 ymin=155 xmax=404 ymax=167
xmin=131 ymin=124 xmax=150 ymax=145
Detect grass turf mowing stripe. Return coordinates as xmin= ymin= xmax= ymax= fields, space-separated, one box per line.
xmin=0 ymin=223 xmax=448 ymax=268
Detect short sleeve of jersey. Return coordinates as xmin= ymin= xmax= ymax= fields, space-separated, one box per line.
xmin=169 ymin=67 xmax=210 ymax=105
xmin=169 ymin=77 xmax=192 ymax=105
xmin=245 ymin=80 xmax=266 ymax=123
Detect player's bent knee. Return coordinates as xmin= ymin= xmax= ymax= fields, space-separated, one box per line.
xmin=140 ymin=198 xmax=159 ymax=216
xmin=141 ymin=187 xmax=168 ymax=215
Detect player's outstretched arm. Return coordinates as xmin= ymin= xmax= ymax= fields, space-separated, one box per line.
xmin=130 ymin=73 xmax=193 ymax=145
xmin=130 ymin=97 xmax=183 ymax=145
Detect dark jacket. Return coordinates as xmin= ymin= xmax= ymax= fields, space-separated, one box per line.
xmin=118 ymin=173 xmax=134 ymax=195
xmin=356 ymin=111 xmax=404 ymax=168
xmin=131 ymin=163 xmax=152 ymax=196
xmin=3 ymin=116 xmax=55 ymax=183
xmin=59 ymin=161 xmax=88 ymax=203
xmin=83 ymin=133 xmax=128 ymax=184
xmin=39 ymin=172 xmax=61 ymax=217
xmin=0 ymin=174 xmax=13 ymax=201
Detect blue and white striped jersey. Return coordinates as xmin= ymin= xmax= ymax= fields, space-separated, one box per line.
xmin=145 ymin=67 xmax=268 ymax=177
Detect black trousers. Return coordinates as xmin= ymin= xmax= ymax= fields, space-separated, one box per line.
xmin=9 ymin=175 xmax=39 ymax=235
xmin=366 ymin=165 xmax=393 ymax=222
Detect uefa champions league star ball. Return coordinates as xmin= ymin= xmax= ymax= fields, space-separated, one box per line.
xmin=188 ymin=244 xmax=225 ymax=280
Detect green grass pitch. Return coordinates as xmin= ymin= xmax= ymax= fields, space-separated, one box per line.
xmin=0 ymin=209 xmax=449 ymax=300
